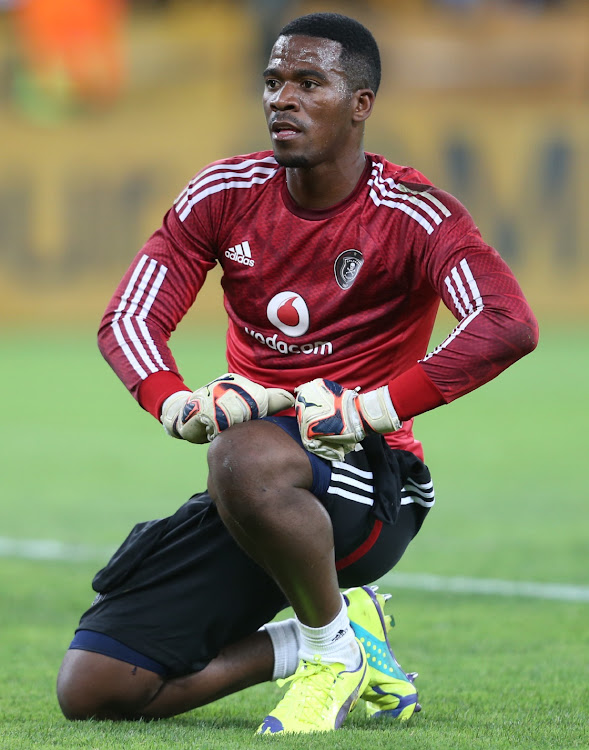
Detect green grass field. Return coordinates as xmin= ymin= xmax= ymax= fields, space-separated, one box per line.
xmin=0 ymin=323 xmax=587 ymax=749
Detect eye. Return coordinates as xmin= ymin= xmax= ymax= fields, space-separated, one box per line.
xmin=301 ymin=80 xmax=318 ymax=89
xmin=265 ymin=78 xmax=280 ymax=90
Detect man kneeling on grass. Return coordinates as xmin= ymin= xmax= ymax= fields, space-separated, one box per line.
xmin=56 ymin=11 xmax=538 ymax=735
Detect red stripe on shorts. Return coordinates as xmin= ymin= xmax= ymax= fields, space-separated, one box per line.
xmin=335 ymin=519 xmax=383 ymax=571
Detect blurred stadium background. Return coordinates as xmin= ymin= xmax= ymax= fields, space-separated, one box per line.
xmin=0 ymin=0 xmax=587 ymax=325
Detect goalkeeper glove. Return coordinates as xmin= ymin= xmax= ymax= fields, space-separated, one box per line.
xmin=160 ymin=373 xmax=294 ymax=443
xmin=294 ymin=378 xmax=402 ymax=461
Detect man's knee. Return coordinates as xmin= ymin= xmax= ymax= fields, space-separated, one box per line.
xmin=57 ymin=649 xmax=162 ymax=721
xmin=207 ymin=420 xmax=313 ymax=504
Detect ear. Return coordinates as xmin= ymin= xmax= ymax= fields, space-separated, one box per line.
xmin=351 ymin=89 xmax=375 ymax=123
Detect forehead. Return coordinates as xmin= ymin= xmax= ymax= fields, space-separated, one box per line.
xmin=267 ymin=35 xmax=345 ymax=77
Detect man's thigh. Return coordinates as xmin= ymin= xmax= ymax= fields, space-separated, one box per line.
xmin=262 ymin=416 xmax=435 ymax=588
xmin=323 ymin=442 xmax=435 ymax=587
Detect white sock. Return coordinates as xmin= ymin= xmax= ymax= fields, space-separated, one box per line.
xmin=296 ymin=594 xmax=361 ymax=671
xmin=261 ymin=618 xmax=301 ymax=681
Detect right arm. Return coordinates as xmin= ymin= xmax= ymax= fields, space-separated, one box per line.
xmin=97 ymin=206 xmax=217 ymax=420
xmin=98 ymin=178 xmax=294 ymax=436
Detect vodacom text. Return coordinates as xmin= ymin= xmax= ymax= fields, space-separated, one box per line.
xmin=244 ymin=327 xmax=334 ymax=356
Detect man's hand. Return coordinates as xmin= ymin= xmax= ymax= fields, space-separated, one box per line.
xmin=294 ymin=378 xmax=402 ymax=461
xmin=161 ymin=374 xmax=295 ymax=443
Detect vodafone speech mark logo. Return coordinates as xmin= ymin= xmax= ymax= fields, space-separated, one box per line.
xmin=267 ymin=291 xmax=309 ymax=337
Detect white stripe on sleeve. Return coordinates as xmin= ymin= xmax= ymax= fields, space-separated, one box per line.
xmin=110 ymin=255 xmax=170 ymax=379
xmin=423 ymin=258 xmax=483 ymax=363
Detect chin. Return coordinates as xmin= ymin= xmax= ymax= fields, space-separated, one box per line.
xmin=273 ymin=151 xmax=311 ymax=168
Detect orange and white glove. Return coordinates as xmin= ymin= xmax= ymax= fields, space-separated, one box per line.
xmin=161 ymin=373 xmax=294 ymax=443
xmin=295 ymin=378 xmax=402 ymax=461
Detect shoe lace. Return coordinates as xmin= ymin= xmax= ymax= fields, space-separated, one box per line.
xmin=276 ymin=659 xmax=340 ymax=724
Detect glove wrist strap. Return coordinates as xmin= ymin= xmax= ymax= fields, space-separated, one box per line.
xmin=160 ymin=390 xmax=192 ymax=438
xmin=358 ymin=385 xmax=402 ymax=434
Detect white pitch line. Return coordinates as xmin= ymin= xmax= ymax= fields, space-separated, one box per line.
xmin=1 ymin=536 xmax=588 ymax=603
xmin=0 ymin=537 xmax=113 ymax=562
xmin=377 ymin=571 xmax=589 ymax=603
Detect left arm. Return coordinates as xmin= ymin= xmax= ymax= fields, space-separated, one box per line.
xmin=296 ymin=196 xmax=539 ymax=459
xmin=387 ymin=214 xmax=539 ymax=421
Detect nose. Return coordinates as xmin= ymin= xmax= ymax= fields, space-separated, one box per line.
xmin=268 ymin=81 xmax=299 ymax=111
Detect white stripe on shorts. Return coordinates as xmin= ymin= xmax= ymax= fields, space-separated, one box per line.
xmin=326 ymin=460 xmax=436 ymax=510
xmin=400 ymin=476 xmax=436 ymax=508
xmin=327 ymin=461 xmax=375 ymax=506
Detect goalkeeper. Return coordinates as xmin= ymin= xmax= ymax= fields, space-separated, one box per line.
xmin=56 ymin=11 xmax=538 ymax=736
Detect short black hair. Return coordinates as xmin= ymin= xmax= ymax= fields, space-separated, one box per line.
xmin=278 ymin=13 xmax=381 ymax=95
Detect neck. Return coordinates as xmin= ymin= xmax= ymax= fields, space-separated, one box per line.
xmin=285 ymin=150 xmax=367 ymax=210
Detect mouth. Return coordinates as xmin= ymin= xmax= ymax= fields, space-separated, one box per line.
xmin=270 ymin=119 xmax=303 ymax=142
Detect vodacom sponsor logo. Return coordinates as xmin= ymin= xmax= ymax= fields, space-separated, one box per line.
xmin=243 ymin=291 xmax=334 ymax=356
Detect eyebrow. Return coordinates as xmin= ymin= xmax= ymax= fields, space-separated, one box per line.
xmin=263 ymin=67 xmax=329 ymax=82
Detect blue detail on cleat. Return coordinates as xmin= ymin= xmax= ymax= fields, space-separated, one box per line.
xmin=369 ymin=685 xmax=419 ymax=718
xmin=350 ymin=619 xmax=411 ymax=682
xmin=258 ymin=715 xmax=285 ymax=734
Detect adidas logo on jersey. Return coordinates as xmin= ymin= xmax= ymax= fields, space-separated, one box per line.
xmin=225 ymin=240 xmax=255 ymax=267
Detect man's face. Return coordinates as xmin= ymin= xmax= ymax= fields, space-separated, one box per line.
xmin=263 ymin=35 xmax=358 ymax=169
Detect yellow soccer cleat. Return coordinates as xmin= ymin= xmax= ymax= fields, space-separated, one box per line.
xmin=344 ymin=585 xmax=420 ymax=721
xmin=257 ymin=639 xmax=369 ymax=735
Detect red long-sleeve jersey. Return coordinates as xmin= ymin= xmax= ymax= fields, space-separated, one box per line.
xmin=98 ymin=151 xmax=538 ymax=459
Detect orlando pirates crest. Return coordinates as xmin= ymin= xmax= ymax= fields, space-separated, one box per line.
xmin=334 ymin=249 xmax=364 ymax=290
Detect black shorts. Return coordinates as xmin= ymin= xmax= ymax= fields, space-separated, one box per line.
xmin=72 ymin=421 xmax=434 ymax=677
